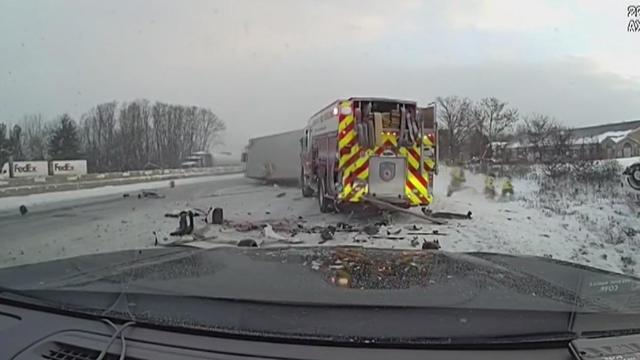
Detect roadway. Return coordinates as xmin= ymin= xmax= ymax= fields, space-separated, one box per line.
xmin=0 ymin=174 xmax=259 ymax=268
xmin=0 ymin=169 xmax=632 ymax=276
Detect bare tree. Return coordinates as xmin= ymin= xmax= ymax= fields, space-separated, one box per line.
xmin=20 ymin=114 xmax=49 ymax=160
xmin=81 ymin=102 xmax=117 ymax=172
xmin=9 ymin=124 xmax=24 ymax=160
xmin=436 ymin=96 xmax=473 ymax=162
xmin=521 ymin=113 xmax=555 ymax=162
xmin=78 ymin=99 xmax=225 ymax=172
xmin=0 ymin=123 xmax=9 ymax=166
xmin=118 ymin=100 xmax=152 ymax=170
xmin=473 ymin=97 xmax=518 ymax=158
xmin=542 ymin=126 xmax=574 ymax=179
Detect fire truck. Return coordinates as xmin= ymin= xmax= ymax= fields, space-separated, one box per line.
xmin=300 ymin=97 xmax=438 ymax=212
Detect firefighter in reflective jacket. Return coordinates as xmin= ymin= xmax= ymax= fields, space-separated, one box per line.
xmin=447 ymin=166 xmax=466 ymax=197
xmin=484 ymin=173 xmax=496 ymax=199
xmin=502 ymin=176 xmax=514 ymax=198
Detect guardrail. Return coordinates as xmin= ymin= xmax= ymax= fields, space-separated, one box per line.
xmin=0 ymin=164 xmax=245 ymax=197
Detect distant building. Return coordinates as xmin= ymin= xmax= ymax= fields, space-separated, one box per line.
xmin=501 ymin=120 xmax=640 ymax=163
xmin=572 ymin=120 xmax=640 ymax=159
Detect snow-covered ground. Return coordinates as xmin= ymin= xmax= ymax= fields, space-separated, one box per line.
xmin=161 ymin=167 xmax=640 ymax=276
xmin=1 ymin=167 xmax=638 ymax=277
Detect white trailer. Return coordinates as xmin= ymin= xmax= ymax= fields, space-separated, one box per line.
xmin=1 ymin=160 xmax=88 ymax=179
xmin=245 ymin=129 xmax=304 ymax=182
xmin=50 ymin=160 xmax=88 ymax=176
xmin=1 ymin=161 xmax=49 ymax=179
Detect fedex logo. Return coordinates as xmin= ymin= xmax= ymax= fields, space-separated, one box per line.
xmin=14 ymin=164 xmax=38 ymax=173
xmin=54 ymin=163 xmax=75 ymax=172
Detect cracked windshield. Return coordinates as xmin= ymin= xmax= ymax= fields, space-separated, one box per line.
xmin=1 ymin=0 xmax=640 ymax=345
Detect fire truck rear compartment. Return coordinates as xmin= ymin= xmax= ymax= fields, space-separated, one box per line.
xmin=368 ymin=156 xmax=407 ymax=201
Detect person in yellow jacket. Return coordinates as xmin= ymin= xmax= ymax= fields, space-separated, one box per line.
xmin=502 ymin=176 xmax=514 ymax=198
xmin=484 ymin=173 xmax=496 ymax=199
xmin=447 ymin=165 xmax=466 ymax=197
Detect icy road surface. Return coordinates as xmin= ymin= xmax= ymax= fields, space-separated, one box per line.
xmin=0 ymin=169 xmax=638 ymax=276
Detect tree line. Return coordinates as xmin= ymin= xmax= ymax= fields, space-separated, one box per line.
xmin=436 ymin=96 xmax=571 ymax=163
xmin=0 ymin=99 xmax=225 ymax=173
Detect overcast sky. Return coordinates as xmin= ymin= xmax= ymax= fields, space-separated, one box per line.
xmin=1 ymin=0 xmax=639 ymax=154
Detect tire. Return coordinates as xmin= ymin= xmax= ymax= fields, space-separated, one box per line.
xmin=301 ymin=169 xmax=314 ymax=197
xmin=317 ymin=177 xmax=331 ymax=213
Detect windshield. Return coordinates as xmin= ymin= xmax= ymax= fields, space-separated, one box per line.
xmin=1 ymin=0 xmax=640 ymax=344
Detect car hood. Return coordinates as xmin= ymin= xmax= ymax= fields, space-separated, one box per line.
xmin=1 ymin=246 xmax=639 ymax=313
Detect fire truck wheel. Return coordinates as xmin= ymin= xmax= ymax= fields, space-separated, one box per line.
xmin=318 ymin=177 xmax=331 ymax=213
xmin=301 ymin=170 xmax=314 ymax=197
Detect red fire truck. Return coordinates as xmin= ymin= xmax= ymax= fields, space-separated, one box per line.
xmin=300 ymin=97 xmax=438 ymax=212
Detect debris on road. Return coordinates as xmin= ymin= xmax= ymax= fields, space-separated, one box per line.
xmin=211 ymin=207 xmax=224 ymax=224
xmin=139 ymin=190 xmax=165 ymax=199
xmin=410 ymin=237 xmax=420 ymax=247
xmin=19 ymin=205 xmax=28 ymax=216
xmin=422 ymin=239 xmax=441 ymax=250
xmin=407 ymin=230 xmax=447 ymax=236
xmin=122 ymin=193 xmax=130 ymax=198
xmin=276 ymin=192 xmax=286 ymax=198
xmin=262 ymin=224 xmax=288 ymax=240
xmin=363 ymin=224 xmax=379 ymax=235
xmin=170 ymin=211 xmax=194 ymax=236
xmin=232 ymin=221 xmax=259 ymax=232
xmin=426 ymin=210 xmax=473 ymax=220
xmin=387 ymin=227 xmax=402 ymax=235
xmin=319 ymin=226 xmax=336 ymax=243
xmin=372 ymin=234 xmax=404 ymax=240
xmin=353 ymin=235 xmax=368 ymax=243
xmin=169 ymin=180 xmax=175 ymax=188
xmin=336 ymin=222 xmax=353 ymax=231
xmin=237 ymin=239 xmax=259 ymax=247
xmin=365 ymin=196 xmax=446 ymax=225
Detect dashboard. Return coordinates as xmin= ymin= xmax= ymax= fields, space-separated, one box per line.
xmin=0 ymin=301 xmax=576 ymax=360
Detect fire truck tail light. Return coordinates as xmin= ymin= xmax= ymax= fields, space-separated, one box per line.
xmin=340 ymin=106 xmax=352 ymax=115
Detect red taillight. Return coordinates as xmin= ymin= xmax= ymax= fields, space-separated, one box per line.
xmin=427 ymin=133 xmax=435 ymax=142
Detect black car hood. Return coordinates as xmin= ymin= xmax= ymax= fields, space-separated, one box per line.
xmin=1 ymin=246 xmax=639 ymax=313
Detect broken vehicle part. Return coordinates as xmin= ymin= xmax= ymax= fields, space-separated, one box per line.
xmin=422 ymin=239 xmax=441 ymax=250
xmin=237 ymin=239 xmax=259 ymax=247
xmin=139 ymin=190 xmax=165 ymax=199
xmin=170 ymin=211 xmax=194 ymax=236
xmin=319 ymin=226 xmax=337 ymax=244
xmin=212 ymin=207 xmax=224 ymax=224
xmin=363 ymin=224 xmax=379 ymax=236
xmin=426 ymin=210 xmax=473 ymax=220
xmin=364 ymin=195 xmax=446 ymax=225
xmin=262 ymin=224 xmax=288 ymax=241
